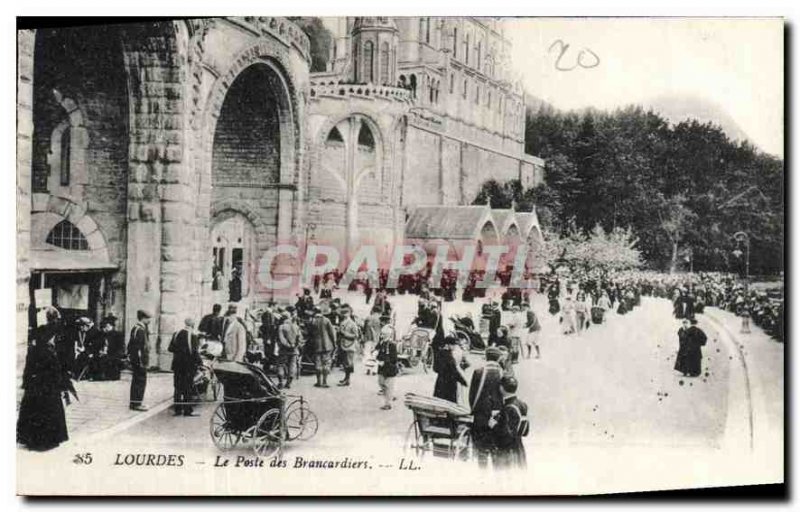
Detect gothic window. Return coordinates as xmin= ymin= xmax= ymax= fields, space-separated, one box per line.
xmin=452 ymin=28 xmax=458 ymax=56
xmin=46 ymin=220 xmax=89 ymax=250
xmin=449 ymin=73 xmax=454 ymax=94
xmin=327 ymin=126 xmax=344 ymax=144
xmin=380 ymin=42 xmax=390 ymax=84
xmin=488 ymin=91 xmax=492 ymax=108
xmin=475 ymin=84 xmax=480 ymax=105
xmin=410 ymin=74 xmax=417 ymax=99
xmin=425 ymin=18 xmax=431 ymax=43
xmin=59 ymin=126 xmax=71 ymax=186
xmin=462 ymin=78 xmax=468 ymax=99
xmin=364 ymin=41 xmax=375 ymax=83
xmin=357 ymin=123 xmax=375 ymax=151
xmin=464 ymin=33 xmax=469 ymax=65
xmin=477 ymin=41 xmax=482 ymax=71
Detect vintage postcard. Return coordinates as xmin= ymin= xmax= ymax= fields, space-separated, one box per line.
xmin=15 ymin=16 xmax=784 ymax=496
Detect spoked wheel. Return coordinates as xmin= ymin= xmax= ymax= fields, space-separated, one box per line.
xmin=284 ymin=403 xmax=319 ymax=441
xmin=453 ymin=425 xmax=473 ymax=461
xmin=252 ymin=409 xmax=283 ymax=459
xmin=404 ymin=420 xmax=426 ymax=456
xmin=209 ymin=403 xmax=241 ymax=450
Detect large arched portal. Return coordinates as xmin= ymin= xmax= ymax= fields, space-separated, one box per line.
xmin=207 ymin=60 xmax=295 ymax=306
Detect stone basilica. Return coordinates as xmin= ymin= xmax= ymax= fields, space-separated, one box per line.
xmin=16 ymin=17 xmax=544 ymax=364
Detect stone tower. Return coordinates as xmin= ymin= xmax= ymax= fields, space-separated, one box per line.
xmin=349 ymin=17 xmax=399 ymax=85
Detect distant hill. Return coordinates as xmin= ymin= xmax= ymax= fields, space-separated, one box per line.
xmin=643 ymin=94 xmax=753 ymax=146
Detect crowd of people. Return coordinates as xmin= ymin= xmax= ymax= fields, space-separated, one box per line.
xmin=17 ymin=261 xmax=782 ymax=458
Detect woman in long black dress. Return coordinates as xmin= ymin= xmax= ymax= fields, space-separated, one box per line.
xmin=17 ymin=307 xmax=71 ymax=451
xmin=433 ymin=336 xmax=468 ymax=403
xmin=674 ymin=318 xmax=707 ymax=377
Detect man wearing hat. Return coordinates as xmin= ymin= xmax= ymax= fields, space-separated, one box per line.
xmin=168 ymin=318 xmax=201 ymax=416
xmin=221 ymin=304 xmax=247 ymax=363
xmin=337 ymin=305 xmax=359 ymax=386
xmin=87 ymin=314 xmax=124 ymax=381
xmin=276 ymin=309 xmax=301 ymax=389
xmin=469 ymin=346 xmax=505 ymax=467
xmin=128 ymin=309 xmax=152 ymax=411
xmin=308 ymin=304 xmax=336 ymax=388
xmin=69 ymin=317 xmax=97 ymax=380
xmin=198 ymin=304 xmax=223 ymax=342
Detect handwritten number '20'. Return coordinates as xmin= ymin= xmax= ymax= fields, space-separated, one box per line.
xmin=549 ymin=40 xmax=600 ymax=71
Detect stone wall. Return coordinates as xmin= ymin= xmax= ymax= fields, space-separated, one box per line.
xmin=211 ymin=65 xmax=281 ymax=186
xmin=403 ymin=122 xmax=543 ymax=209
xmin=17 ymin=30 xmax=34 ymax=344
xmin=29 ymin=26 xmax=130 ymax=325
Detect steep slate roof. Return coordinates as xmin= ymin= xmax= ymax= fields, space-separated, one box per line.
xmin=515 ymin=211 xmax=541 ymax=239
xmin=491 ymin=209 xmax=517 ymax=235
xmin=405 ymin=205 xmax=495 ymax=240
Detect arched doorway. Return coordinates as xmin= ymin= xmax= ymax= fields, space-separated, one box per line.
xmin=209 ymin=213 xmax=257 ymax=304
xmin=207 ymin=59 xmax=296 ymax=306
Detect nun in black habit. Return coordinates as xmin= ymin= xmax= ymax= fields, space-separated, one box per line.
xmin=674 ymin=318 xmax=707 ymax=377
xmin=17 ymin=307 xmax=73 ymax=451
xmin=433 ymin=335 xmax=468 ymax=403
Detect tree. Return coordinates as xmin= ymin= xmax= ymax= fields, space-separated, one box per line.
xmin=655 ymin=193 xmax=697 ymax=274
xmin=522 ymin=100 xmax=784 ymax=275
xmin=288 ymin=17 xmax=333 ymax=73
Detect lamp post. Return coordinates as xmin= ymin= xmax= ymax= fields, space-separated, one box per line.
xmin=732 ymin=231 xmax=751 ymax=334
xmin=732 ymin=231 xmax=750 ymax=281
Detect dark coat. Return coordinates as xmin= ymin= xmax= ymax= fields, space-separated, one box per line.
xmin=468 ymin=361 xmax=504 ymax=432
xmin=168 ymin=328 xmax=201 ymax=373
xmin=376 ymin=339 xmax=398 ymax=378
xmin=198 ymin=313 xmax=223 ymax=341
xmin=17 ymin=326 xmax=70 ymax=451
xmin=308 ymin=314 xmax=336 ymax=354
xmin=87 ymin=329 xmax=124 ymax=381
xmin=493 ymin=395 xmax=529 ymax=469
xmin=433 ymin=348 xmax=467 ymax=403
xmin=127 ymin=322 xmax=150 ymax=369
xmin=674 ymin=325 xmax=707 ymax=377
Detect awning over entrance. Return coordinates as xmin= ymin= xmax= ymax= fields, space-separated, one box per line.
xmin=30 ymin=249 xmax=118 ymax=272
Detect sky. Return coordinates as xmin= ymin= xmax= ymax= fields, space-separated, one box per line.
xmin=505 ymin=18 xmax=784 ymax=157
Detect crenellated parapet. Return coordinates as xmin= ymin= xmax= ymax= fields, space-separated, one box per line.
xmin=309 ymin=81 xmax=413 ymax=104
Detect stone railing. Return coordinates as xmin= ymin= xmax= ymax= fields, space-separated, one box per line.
xmin=232 ymin=17 xmax=311 ymax=63
xmin=309 ymin=81 xmax=413 ymax=104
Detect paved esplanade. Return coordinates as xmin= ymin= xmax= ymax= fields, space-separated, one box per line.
xmin=24 ymin=292 xmax=781 ymax=494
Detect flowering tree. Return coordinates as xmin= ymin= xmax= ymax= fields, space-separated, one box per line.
xmin=531 ymin=221 xmax=642 ymax=274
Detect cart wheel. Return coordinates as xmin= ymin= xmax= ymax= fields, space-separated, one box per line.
xmin=403 ymin=420 xmax=423 ymax=455
xmin=422 ymin=346 xmax=434 ymax=374
xmin=253 ymin=409 xmax=282 ymax=459
xmin=453 ymin=426 xmax=473 ymax=461
xmin=209 ymin=403 xmax=240 ymax=450
xmin=285 ymin=404 xmax=319 ymax=441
